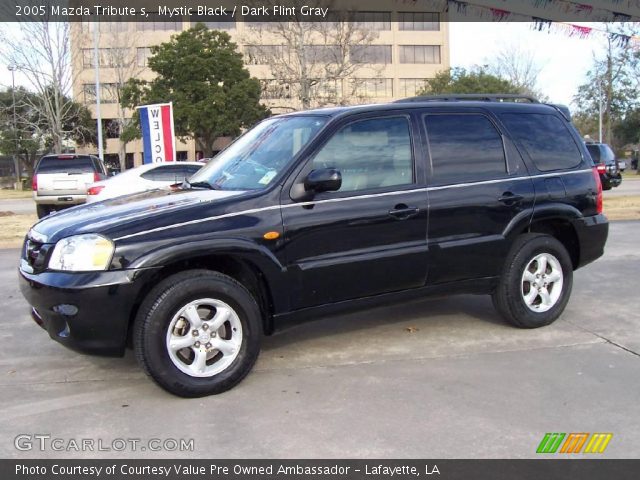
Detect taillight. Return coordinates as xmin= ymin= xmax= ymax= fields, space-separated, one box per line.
xmin=596 ymin=163 xmax=606 ymax=174
xmin=31 ymin=175 xmax=37 ymax=191
xmin=87 ymin=185 xmax=104 ymax=196
xmin=93 ymin=172 xmax=101 ymax=182
xmin=592 ymin=167 xmax=603 ymax=214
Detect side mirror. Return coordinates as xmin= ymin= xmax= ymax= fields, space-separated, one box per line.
xmin=304 ymin=168 xmax=342 ymax=193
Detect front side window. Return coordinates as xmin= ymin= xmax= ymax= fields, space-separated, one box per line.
xmin=425 ymin=114 xmax=507 ymax=183
xmin=500 ymin=113 xmax=582 ymax=171
xmin=188 ymin=116 xmax=327 ymax=190
xmin=312 ymin=117 xmax=414 ymax=193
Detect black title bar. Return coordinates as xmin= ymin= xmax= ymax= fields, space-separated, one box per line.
xmin=1 ymin=0 xmax=639 ymax=22
xmin=2 ymin=460 xmax=640 ymax=480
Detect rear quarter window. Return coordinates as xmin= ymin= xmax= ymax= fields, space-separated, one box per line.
xmin=36 ymin=157 xmax=96 ymax=174
xmin=500 ymin=113 xmax=582 ymax=171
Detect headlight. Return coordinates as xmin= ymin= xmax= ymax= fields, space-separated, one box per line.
xmin=48 ymin=234 xmax=114 ymax=271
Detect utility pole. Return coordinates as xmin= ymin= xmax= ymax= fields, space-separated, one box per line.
xmin=7 ymin=64 xmax=21 ymax=190
xmin=598 ymin=80 xmax=603 ymax=144
xmin=93 ymin=21 xmax=104 ymax=162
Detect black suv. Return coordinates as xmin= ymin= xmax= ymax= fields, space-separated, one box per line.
xmin=19 ymin=96 xmax=608 ymax=397
xmin=585 ymin=142 xmax=622 ymax=190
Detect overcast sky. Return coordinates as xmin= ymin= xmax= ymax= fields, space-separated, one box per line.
xmin=0 ymin=22 xmax=606 ymax=108
xmin=450 ymin=22 xmax=605 ymax=107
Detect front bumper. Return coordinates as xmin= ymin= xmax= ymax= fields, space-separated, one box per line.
xmin=19 ymin=267 xmax=159 ymax=356
xmin=572 ymin=214 xmax=609 ymax=269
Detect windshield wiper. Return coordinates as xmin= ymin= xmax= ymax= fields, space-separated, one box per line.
xmin=182 ymin=179 xmax=221 ymax=190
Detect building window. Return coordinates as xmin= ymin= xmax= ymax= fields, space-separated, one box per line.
xmin=399 ymin=45 xmax=441 ymax=64
xmin=310 ymin=79 xmax=343 ymax=99
xmin=351 ymin=11 xmax=391 ymax=30
xmin=125 ymin=153 xmax=134 ymax=169
xmin=82 ymin=48 xmax=132 ymax=69
xmin=81 ymin=20 xmax=129 ymax=34
xmin=82 ymin=83 xmax=119 ymax=104
xmin=137 ymin=47 xmax=152 ymax=67
xmin=399 ymin=78 xmax=428 ymax=97
xmin=137 ymin=14 xmax=182 ymax=32
xmin=104 ymin=119 xmax=120 ymax=139
xmin=245 ymin=45 xmax=287 ymax=65
xmin=259 ymin=79 xmax=291 ymax=100
xmin=177 ymin=151 xmax=189 ymax=161
xmin=352 ymin=78 xmax=393 ymax=98
xmin=398 ymin=12 xmax=440 ymax=31
xmin=350 ymin=45 xmax=392 ymax=64
xmin=305 ymin=45 xmax=341 ymax=64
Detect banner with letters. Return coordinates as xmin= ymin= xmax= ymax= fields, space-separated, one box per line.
xmin=137 ymin=102 xmax=176 ymax=164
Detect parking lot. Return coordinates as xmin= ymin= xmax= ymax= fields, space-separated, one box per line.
xmin=0 ymin=221 xmax=638 ymax=459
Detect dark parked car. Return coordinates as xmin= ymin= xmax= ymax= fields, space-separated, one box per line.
xmin=32 ymin=154 xmax=108 ymax=218
xmin=19 ymin=96 xmax=608 ymax=397
xmin=585 ymin=142 xmax=622 ymax=190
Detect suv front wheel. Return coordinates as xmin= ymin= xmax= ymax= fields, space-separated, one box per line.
xmin=492 ymin=234 xmax=573 ymax=328
xmin=133 ymin=270 xmax=261 ymax=397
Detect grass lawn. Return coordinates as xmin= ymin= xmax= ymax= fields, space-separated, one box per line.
xmin=0 ymin=189 xmax=32 ymax=199
xmin=0 ymin=213 xmax=37 ymax=248
xmin=603 ymin=195 xmax=640 ymax=221
xmin=621 ymin=171 xmax=640 ymax=180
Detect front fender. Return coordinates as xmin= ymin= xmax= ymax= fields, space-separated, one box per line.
xmin=114 ymin=237 xmax=289 ymax=314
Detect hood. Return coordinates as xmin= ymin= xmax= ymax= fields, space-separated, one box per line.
xmin=30 ymin=188 xmax=246 ymax=243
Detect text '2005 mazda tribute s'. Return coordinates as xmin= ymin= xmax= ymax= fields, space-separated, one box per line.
xmin=19 ymin=97 xmax=608 ymax=397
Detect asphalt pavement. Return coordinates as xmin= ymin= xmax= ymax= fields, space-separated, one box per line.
xmin=0 ymin=221 xmax=638 ymax=459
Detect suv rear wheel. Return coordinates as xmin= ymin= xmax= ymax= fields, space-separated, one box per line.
xmin=492 ymin=234 xmax=573 ymax=328
xmin=36 ymin=205 xmax=52 ymax=219
xmin=133 ymin=270 xmax=261 ymax=397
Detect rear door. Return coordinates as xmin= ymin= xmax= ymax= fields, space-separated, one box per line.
xmin=281 ymin=113 xmax=429 ymax=309
xmin=422 ymin=110 xmax=535 ymax=284
xmin=36 ymin=156 xmax=97 ymax=196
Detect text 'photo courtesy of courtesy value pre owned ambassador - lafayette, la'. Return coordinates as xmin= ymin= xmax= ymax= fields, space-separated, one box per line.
xmin=19 ymin=95 xmax=609 ymax=397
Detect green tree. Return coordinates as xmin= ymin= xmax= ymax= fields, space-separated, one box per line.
xmin=417 ymin=67 xmax=523 ymax=96
xmin=573 ymin=27 xmax=640 ymax=147
xmin=122 ymin=24 xmax=269 ymax=156
xmin=613 ymin=108 xmax=640 ymax=146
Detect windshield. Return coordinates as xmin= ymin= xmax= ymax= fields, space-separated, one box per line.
xmin=188 ymin=116 xmax=328 ymax=190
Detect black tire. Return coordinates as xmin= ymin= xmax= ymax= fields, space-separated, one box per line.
xmin=36 ymin=204 xmax=51 ymax=218
xmin=133 ymin=269 xmax=262 ymax=397
xmin=492 ymin=234 xmax=573 ymax=329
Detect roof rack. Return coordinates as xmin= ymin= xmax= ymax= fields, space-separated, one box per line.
xmin=394 ymin=94 xmax=540 ymax=104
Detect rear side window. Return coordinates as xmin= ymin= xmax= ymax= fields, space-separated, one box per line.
xmin=500 ymin=113 xmax=582 ymax=171
xmin=424 ymin=113 xmax=507 ymax=183
xmin=587 ymin=144 xmax=615 ymax=164
xmin=36 ymin=157 xmax=95 ymax=174
xmin=141 ymin=164 xmax=191 ymax=182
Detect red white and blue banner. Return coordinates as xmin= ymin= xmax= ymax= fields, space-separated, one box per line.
xmin=137 ymin=103 xmax=176 ymax=164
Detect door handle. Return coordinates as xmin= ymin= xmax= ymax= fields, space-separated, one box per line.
xmin=388 ymin=205 xmax=419 ymax=220
xmin=498 ymin=192 xmax=524 ymax=205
